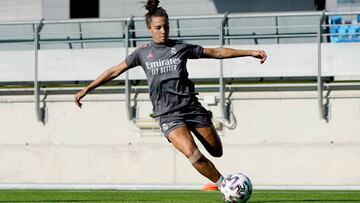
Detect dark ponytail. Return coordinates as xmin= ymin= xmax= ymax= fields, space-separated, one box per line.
xmin=145 ymin=0 xmax=160 ymax=13
xmin=144 ymin=0 xmax=168 ymax=28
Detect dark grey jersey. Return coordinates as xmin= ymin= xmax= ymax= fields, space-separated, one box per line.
xmin=125 ymin=40 xmax=204 ymax=117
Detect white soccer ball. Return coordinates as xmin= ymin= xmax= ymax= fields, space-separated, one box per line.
xmin=220 ymin=173 xmax=253 ymax=203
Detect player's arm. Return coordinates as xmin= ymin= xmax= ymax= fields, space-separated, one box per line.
xmin=74 ymin=61 xmax=129 ymax=108
xmin=202 ymin=47 xmax=267 ymax=64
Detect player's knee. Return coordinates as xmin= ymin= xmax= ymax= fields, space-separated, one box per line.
xmin=188 ymin=149 xmax=203 ymax=164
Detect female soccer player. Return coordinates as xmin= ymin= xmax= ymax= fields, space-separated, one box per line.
xmin=74 ymin=0 xmax=266 ymax=190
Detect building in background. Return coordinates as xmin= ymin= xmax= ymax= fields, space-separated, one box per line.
xmin=2 ymin=0 xmax=358 ymax=21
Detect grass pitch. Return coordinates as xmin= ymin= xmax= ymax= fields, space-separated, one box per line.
xmin=0 ymin=189 xmax=359 ymax=202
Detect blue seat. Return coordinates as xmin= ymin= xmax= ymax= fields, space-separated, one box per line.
xmin=329 ymin=16 xmax=342 ymax=43
xmin=348 ymin=25 xmax=360 ymax=42
xmin=337 ymin=25 xmax=350 ymax=42
xmin=357 ymin=14 xmax=360 ymax=23
xmin=329 ymin=25 xmax=340 ymax=42
xmin=330 ymin=16 xmax=342 ymax=25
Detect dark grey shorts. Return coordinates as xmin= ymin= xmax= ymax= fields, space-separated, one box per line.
xmin=158 ymin=101 xmax=213 ymax=138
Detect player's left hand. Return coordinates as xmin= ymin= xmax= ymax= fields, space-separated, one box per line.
xmin=252 ymin=50 xmax=267 ymax=64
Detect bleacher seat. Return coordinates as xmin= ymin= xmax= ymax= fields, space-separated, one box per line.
xmin=329 ymin=16 xmax=342 ymax=43
xmin=348 ymin=25 xmax=360 ymax=42
xmin=177 ymin=18 xmax=220 ymax=45
xmin=338 ymin=25 xmax=349 ymax=42
xmin=133 ymin=20 xmax=152 ymax=39
xmin=277 ymin=15 xmax=319 ymax=43
xmin=0 ymin=24 xmax=35 ymax=50
xmin=80 ymin=21 xmax=126 ymax=48
xmin=40 ymin=23 xmax=82 ymax=49
xmin=329 ymin=15 xmax=360 ymax=43
xmin=330 ymin=15 xmax=342 ymax=25
xmin=329 ymin=25 xmax=340 ymax=42
xmin=227 ymin=16 xmax=277 ymax=45
xmin=132 ymin=19 xmax=178 ymax=46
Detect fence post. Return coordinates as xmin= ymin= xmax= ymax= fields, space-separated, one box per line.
xmin=317 ymin=10 xmax=326 ymax=120
xmin=34 ymin=18 xmax=44 ymax=122
xmin=219 ymin=13 xmax=229 ymax=121
xmin=125 ymin=16 xmax=134 ymax=120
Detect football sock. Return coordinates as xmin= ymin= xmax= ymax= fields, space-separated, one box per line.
xmin=215 ymin=175 xmax=224 ymax=188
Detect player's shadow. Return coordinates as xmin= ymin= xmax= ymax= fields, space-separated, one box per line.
xmin=251 ymin=200 xmax=360 ymax=202
xmin=0 ymin=201 xmax=100 ymax=202
xmin=0 ymin=199 xmax=155 ymax=203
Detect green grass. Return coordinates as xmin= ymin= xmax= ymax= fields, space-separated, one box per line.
xmin=0 ymin=190 xmax=359 ymax=203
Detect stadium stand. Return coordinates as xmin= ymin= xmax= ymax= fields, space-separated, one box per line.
xmin=80 ymin=21 xmax=126 ymax=48
xmin=1 ymin=11 xmax=359 ymax=86
xmin=227 ymin=15 xmax=277 ymax=45
xmin=329 ymin=14 xmax=360 ymax=43
xmin=40 ymin=22 xmax=82 ymax=49
xmin=1 ymin=11 xmax=359 ymax=52
xmin=0 ymin=22 xmax=35 ymax=50
xmin=348 ymin=24 xmax=360 ymax=42
xmin=329 ymin=15 xmax=342 ymax=42
xmin=277 ymin=15 xmax=319 ymax=43
xmin=1 ymin=11 xmax=359 ymax=123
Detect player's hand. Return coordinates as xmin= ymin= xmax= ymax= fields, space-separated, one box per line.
xmin=252 ymin=50 xmax=267 ymax=64
xmin=74 ymin=89 xmax=87 ymax=108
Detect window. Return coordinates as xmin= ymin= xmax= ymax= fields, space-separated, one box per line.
xmin=338 ymin=0 xmax=360 ymax=4
xmin=70 ymin=0 xmax=99 ymax=19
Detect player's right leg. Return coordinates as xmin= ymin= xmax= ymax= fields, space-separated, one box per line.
xmin=167 ymin=126 xmax=222 ymax=183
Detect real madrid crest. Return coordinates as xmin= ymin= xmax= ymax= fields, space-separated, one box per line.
xmin=170 ymin=47 xmax=177 ymax=55
xmin=161 ymin=123 xmax=169 ymax=132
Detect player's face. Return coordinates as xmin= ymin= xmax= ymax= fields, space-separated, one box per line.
xmin=148 ymin=16 xmax=169 ymax=44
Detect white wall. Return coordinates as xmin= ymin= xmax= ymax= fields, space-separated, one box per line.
xmin=1 ymin=43 xmax=360 ymax=83
xmin=101 ymin=0 xmax=317 ymax=18
xmin=0 ymin=90 xmax=359 ymax=186
xmin=0 ymin=38 xmax=359 ymax=187
xmin=327 ymin=0 xmax=360 ymax=12
xmin=0 ymin=0 xmax=42 ymax=21
xmin=42 ymin=0 xmax=69 ymax=20
xmin=37 ymin=0 xmax=318 ymax=20
xmin=1 ymin=0 xmax=359 ymax=22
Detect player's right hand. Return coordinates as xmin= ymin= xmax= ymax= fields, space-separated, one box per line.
xmin=74 ymin=89 xmax=87 ymax=108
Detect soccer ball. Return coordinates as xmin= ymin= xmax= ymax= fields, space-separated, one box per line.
xmin=220 ymin=173 xmax=253 ymax=203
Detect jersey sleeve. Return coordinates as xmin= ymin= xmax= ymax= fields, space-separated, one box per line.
xmin=125 ymin=48 xmax=142 ymax=68
xmin=186 ymin=44 xmax=204 ymax=59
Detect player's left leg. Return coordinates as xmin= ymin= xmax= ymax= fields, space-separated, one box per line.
xmin=190 ymin=125 xmax=223 ymax=158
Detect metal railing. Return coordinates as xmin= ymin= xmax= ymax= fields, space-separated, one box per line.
xmin=0 ymin=11 xmax=360 ymax=123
